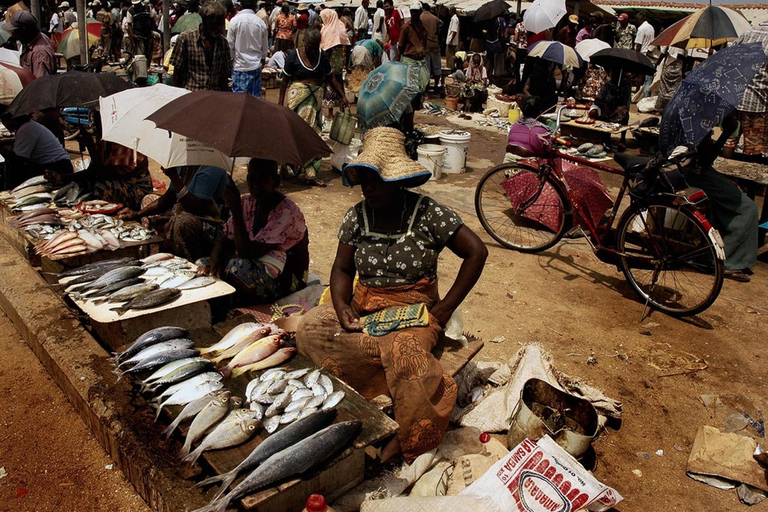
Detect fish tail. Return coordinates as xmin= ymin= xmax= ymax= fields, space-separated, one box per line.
xmin=211 ymin=475 xmax=236 ymax=502
xmin=229 ymin=366 xmax=247 ymax=379
xmin=181 ymin=447 xmax=202 ymax=466
xmin=193 ymin=472 xmax=226 ymax=490
xmin=162 ymin=420 xmax=179 ymax=437
xmin=154 ymin=403 xmax=165 ymax=422
xmin=180 ymin=439 xmax=193 ymax=458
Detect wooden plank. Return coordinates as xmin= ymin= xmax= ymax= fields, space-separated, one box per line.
xmin=434 ymin=335 xmax=484 ymax=378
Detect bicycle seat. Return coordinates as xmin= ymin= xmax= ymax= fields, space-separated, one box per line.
xmin=614 ymin=153 xmax=651 ymax=175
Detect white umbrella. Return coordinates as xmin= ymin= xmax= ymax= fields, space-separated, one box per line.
xmin=0 ymin=48 xmax=20 ymax=66
xmin=575 ymin=39 xmax=611 ymax=62
xmin=523 ymin=0 xmax=566 ymax=35
xmin=99 ymin=84 xmax=233 ymax=170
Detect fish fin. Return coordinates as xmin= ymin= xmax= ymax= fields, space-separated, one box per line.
xmin=181 ymin=446 xmax=202 ymax=466
xmin=229 ymin=366 xmax=246 ymax=379
xmin=210 ymin=474 xmax=237 ymax=502
xmin=154 ymin=402 xmax=166 ymax=421
xmin=193 ymin=473 xmax=226 ymax=489
xmin=188 ymin=502 xmax=225 ymax=512
xmin=92 ymin=297 xmax=109 ymax=306
xmin=218 ymin=366 xmax=232 ymax=379
xmin=180 ymin=439 xmax=193 ymax=458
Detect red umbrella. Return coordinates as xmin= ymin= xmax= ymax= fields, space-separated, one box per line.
xmin=146 ymin=91 xmax=332 ymax=166
xmin=0 ymin=61 xmax=34 ymax=106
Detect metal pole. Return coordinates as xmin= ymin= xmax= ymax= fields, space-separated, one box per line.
xmin=517 ymin=0 xmax=521 ymax=17
xmin=163 ymin=0 xmax=170 ymax=55
xmin=77 ymin=0 xmax=88 ymax=64
xmin=30 ymin=0 xmax=41 ymax=30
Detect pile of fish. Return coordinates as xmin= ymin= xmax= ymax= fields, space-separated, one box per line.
xmin=244 ymin=367 xmax=346 ymax=434
xmin=58 ymin=253 xmax=216 ymax=315
xmin=2 ymin=176 xmax=53 ymax=211
xmin=200 ymin=322 xmax=295 ymax=378
xmin=52 ymin=181 xmax=92 ymax=207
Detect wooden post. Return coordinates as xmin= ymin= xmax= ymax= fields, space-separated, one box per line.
xmin=163 ymin=0 xmax=170 ymax=56
xmin=77 ymin=0 xmax=88 ymax=64
xmin=30 ymin=0 xmax=41 ymax=29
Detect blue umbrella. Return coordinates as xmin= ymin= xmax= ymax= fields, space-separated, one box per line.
xmin=658 ymin=42 xmax=766 ymax=156
xmin=356 ymin=61 xmax=428 ymax=129
xmin=527 ymin=40 xmax=583 ymax=68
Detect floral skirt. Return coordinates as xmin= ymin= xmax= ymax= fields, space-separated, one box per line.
xmin=288 ymin=82 xmax=324 ymax=179
xmin=93 ymin=173 xmax=153 ymax=211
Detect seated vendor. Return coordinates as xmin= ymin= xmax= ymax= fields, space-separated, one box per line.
xmin=118 ymin=165 xmax=229 ymax=261
xmin=519 ymin=57 xmax=558 ymax=118
xmin=462 ymin=53 xmax=489 ymax=113
xmin=198 ymin=158 xmax=309 ymax=303
xmin=2 ymin=114 xmax=73 ymax=188
xmin=588 ymin=69 xmax=631 ymax=125
xmin=296 ymin=127 xmax=488 ymax=463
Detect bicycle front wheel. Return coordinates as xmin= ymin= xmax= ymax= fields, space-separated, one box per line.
xmin=616 ymin=202 xmax=724 ymax=316
xmin=475 ymin=163 xmax=570 ymax=252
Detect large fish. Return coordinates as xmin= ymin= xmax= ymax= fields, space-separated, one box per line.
xmin=176 ymin=276 xmax=217 ymax=291
xmin=182 ymin=412 xmax=260 ymax=466
xmin=57 ymin=257 xmax=139 ymax=279
xmin=81 ymin=266 xmax=146 ymax=292
xmin=113 ymin=326 xmax=189 ymax=364
xmin=117 ymin=338 xmax=196 ymax=369
xmin=77 ymin=277 xmax=143 ymax=300
xmin=11 ymin=175 xmax=47 ymax=192
xmin=161 ymin=389 xmax=229 ymax=437
xmin=199 ymin=322 xmax=276 ymax=357
xmin=193 ymin=420 xmax=362 ymax=512
xmin=210 ymin=331 xmax=286 ymax=365
xmin=195 ymin=409 xmax=337 ymax=501
xmin=111 ymin=288 xmax=182 ymax=316
xmin=139 ymin=357 xmax=211 ymax=391
xmin=181 ymin=392 xmax=233 ymax=457
xmin=117 ymin=349 xmax=199 ymax=380
xmin=217 ymin=336 xmax=284 ymax=378
xmin=154 ymin=380 xmax=225 ymax=421
xmin=152 ymin=372 xmax=223 ymax=402
xmin=93 ymin=282 xmax=159 ymax=305
xmin=230 ymin=348 xmax=297 ymax=379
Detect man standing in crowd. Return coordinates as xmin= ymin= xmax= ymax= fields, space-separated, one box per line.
xmin=126 ymin=0 xmax=155 ymax=61
xmin=269 ymin=0 xmax=281 ymax=32
xmin=50 ymin=3 xmax=65 ymax=36
xmin=62 ymin=1 xmax=77 ymax=28
xmin=355 ymin=0 xmax=369 ymax=41
xmin=591 ymin=12 xmax=614 ymax=45
xmin=95 ymin=0 xmax=114 ymax=62
xmin=634 ymin=13 xmax=655 ymax=97
xmin=256 ymin=2 xmax=269 ymax=26
xmin=372 ymin=0 xmax=386 ymax=43
xmin=384 ymin=0 xmax=401 ymax=61
xmin=3 ymin=11 xmax=55 ymax=78
xmin=228 ymin=0 xmax=268 ymax=97
xmin=614 ymin=13 xmax=635 ymax=49
xmin=557 ymin=14 xmax=578 ymax=48
xmin=397 ymin=1 xmax=427 ymax=131
xmin=445 ymin=6 xmax=458 ymax=69
xmin=420 ymin=4 xmax=441 ymax=92
xmin=171 ymin=1 xmax=231 ymax=91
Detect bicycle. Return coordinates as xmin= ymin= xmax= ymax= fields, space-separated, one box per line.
xmin=475 ymin=106 xmax=726 ymax=317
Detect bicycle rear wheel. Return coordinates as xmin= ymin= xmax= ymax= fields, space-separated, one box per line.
xmin=475 ymin=163 xmax=570 ymax=252
xmin=616 ymin=201 xmax=724 ymax=316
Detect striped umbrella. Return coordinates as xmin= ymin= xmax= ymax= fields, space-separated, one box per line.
xmin=651 ymin=6 xmax=752 ymax=50
xmin=527 ymin=40 xmax=584 ymax=68
xmin=575 ymin=39 xmax=611 ymax=62
xmin=58 ymin=21 xmax=101 ymax=60
xmin=0 ymin=62 xmax=34 ymax=105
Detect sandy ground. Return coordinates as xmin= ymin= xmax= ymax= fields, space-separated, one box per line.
xmin=0 ymin=100 xmax=766 ymax=511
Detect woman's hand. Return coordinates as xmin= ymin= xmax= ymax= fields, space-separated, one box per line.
xmin=197 ymin=263 xmax=222 ymax=277
xmin=430 ymin=300 xmax=454 ymax=328
xmin=116 ymin=207 xmax=138 ymax=220
xmin=44 ymin=170 xmax=62 ymax=186
xmin=338 ymin=304 xmax=362 ymax=332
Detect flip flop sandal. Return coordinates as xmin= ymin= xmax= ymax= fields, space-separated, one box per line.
xmin=724 ymin=270 xmax=750 ymax=283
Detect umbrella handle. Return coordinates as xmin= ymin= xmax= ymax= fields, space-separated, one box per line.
xmin=133 ymin=137 xmax=139 ymax=166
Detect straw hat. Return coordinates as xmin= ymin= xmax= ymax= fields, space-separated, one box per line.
xmin=343 ymin=127 xmax=431 ymax=188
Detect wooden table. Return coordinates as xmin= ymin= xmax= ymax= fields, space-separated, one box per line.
xmin=560 ymin=119 xmax=632 ymax=145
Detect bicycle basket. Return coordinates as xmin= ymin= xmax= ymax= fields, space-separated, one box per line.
xmin=507 ymin=118 xmax=552 ymax=158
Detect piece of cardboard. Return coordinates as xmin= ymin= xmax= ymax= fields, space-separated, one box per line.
xmin=687 ymin=425 xmax=768 ymax=492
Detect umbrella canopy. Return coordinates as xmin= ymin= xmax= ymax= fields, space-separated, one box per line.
xmin=473 ymin=0 xmax=511 ymax=22
xmin=146 ymin=91 xmax=332 ymax=165
xmin=651 ymin=6 xmax=751 ymax=50
xmin=575 ymin=39 xmax=611 ymax=62
xmin=590 ymin=48 xmax=655 ymax=76
xmin=59 ymin=23 xmax=101 ymax=60
xmin=357 ymin=61 xmax=425 ymax=129
xmin=172 ymin=12 xmax=202 ymax=34
xmin=527 ymin=40 xmax=583 ymax=68
xmin=0 ymin=62 xmax=34 ymax=106
xmin=659 ymin=42 xmax=766 ymax=157
xmin=523 ymin=0 xmax=567 ymax=35
xmin=8 ymin=71 xmax=132 ymax=117
xmin=100 ymin=85 xmax=233 ymax=170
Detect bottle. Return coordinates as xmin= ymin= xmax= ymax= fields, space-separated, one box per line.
xmin=302 ymin=494 xmax=336 ymax=512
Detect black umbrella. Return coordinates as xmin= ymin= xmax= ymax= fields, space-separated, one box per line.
xmin=589 ymin=48 xmax=656 ymax=76
xmin=474 ymin=0 xmax=511 ymax=22
xmin=8 ymin=71 xmax=132 ymax=117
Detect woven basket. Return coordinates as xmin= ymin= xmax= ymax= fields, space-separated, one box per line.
xmin=487 ymin=96 xmax=513 ymax=117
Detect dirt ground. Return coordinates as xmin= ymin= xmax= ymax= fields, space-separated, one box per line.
xmin=0 ymin=103 xmax=766 ymax=511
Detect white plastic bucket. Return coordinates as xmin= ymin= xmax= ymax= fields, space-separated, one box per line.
xmin=417 ymin=144 xmax=445 ymax=180
xmin=439 ymin=130 xmax=471 ymax=174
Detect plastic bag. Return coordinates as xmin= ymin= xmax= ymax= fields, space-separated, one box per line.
xmin=444 ymin=310 xmax=467 ymax=347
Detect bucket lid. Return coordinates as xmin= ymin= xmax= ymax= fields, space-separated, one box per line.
xmin=439 ymin=129 xmax=471 ymax=140
xmin=417 ymin=144 xmax=445 ymax=153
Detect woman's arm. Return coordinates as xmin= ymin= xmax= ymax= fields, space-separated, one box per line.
xmin=328 ymin=74 xmax=350 ymax=108
xmin=330 ymin=243 xmax=361 ymax=331
xmin=279 ymin=76 xmax=291 ymax=105
xmin=223 ymin=181 xmax=279 ymax=259
xmin=117 ymin=187 xmax=176 ymax=219
xmin=162 ymin=167 xmax=217 ymax=216
xmin=430 ymin=224 xmax=488 ymax=326
xmin=198 ymin=235 xmax=235 ymax=277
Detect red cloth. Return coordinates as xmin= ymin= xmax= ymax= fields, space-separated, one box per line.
xmin=386 ymin=9 xmax=402 ymax=44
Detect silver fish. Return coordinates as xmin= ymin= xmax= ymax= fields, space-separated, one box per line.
xmin=176 ymin=276 xmax=217 ymax=290
xmin=263 ymin=415 xmax=280 ymax=434
xmin=322 ymin=391 xmax=346 ymax=410
xmin=12 ymin=175 xmax=47 ymax=192
xmin=246 ymin=379 xmax=270 ymax=401
xmin=153 ymin=372 xmax=223 ymax=401
xmin=117 ymin=338 xmax=196 ymax=368
xmin=290 ymin=388 xmax=314 ymax=401
xmin=259 ymin=367 xmax=287 ymax=382
xmin=285 ymin=368 xmax=309 ymax=380
xmin=305 ymin=395 xmax=325 ymax=409
xmin=118 ymin=349 xmax=199 ymax=378
xmin=83 ymin=266 xmax=146 ymax=291
xmin=154 ymin=380 xmax=225 ymax=421
xmin=95 ymin=282 xmax=159 ymax=304
xmin=182 ymin=415 xmax=260 ymax=466
xmin=265 ymin=391 xmax=292 ymax=417
xmin=161 ymin=389 xmax=228 ymax=437
xmin=287 ymin=379 xmax=306 ymax=390
xmin=283 ymin=397 xmax=309 ymax=414
xmin=140 ymin=357 xmax=210 ymax=388
xmin=249 ymin=402 xmax=264 ymax=420
xmin=254 ymin=393 xmax=276 ymax=405
xmin=279 ymin=410 xmax=300 ymax=424
xmin=111 ymin=288 xmax=182 ymax=315
xmin=304 ymin=369 xmax=321 ymax=388
xmin=113 ymin=326 xmax=189 ymax=364
xmin=318 ymin=375 xmax=334 ymax=395
xmin=142 ymin=358 xmax=213 ymax=394
xmin=159 ymin=272 xmax=196 ymax=289
xmin=267 ymin=379 xmax=288 ymax=395
xmin=181 ymin=392 xmax=233 ymax=457
xmin=297 ymin=407 xmax=319 ymax=420
xmin=311 ymin=383 xmax=326 ymax=397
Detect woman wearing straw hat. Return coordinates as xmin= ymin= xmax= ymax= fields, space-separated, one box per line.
xmin=297 ymin=127 xmax=488 ymax=463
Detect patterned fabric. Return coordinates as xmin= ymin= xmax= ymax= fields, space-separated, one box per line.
xmin=197 ymin=255 xmax=299 ymax=301
xmin=287 ymin=82 xmax=325 ymax=179
xmin=659 ymin=42 xmax=767 ymax=156
xmin=275 ymin=12 xmax=296 ymax=41
xmin=322 ymin=46 xmax=346 ymax=108
xmin=655 ymin=55 xmax=683 ymax=112
xmin=162 ymin=210 xmax=223 ymax=261
xmin=580 ymin=66 xmax=610 ymax=100
xmin=338 ymin=193 xmax=463 ymax=288
xmin=739 ymin=111 xmax=768 ymax=155
xmin=170 ymin=28 xmax=232 ymax=91
xmin=735 ymin=25 xmax=768 ymax=113
xmin=615 ymin=23 xmax=636 ymax=50
xmin=93 ymin=173 xmax=153 ymax=211
xmin=232 ymin=68 xmax=263 ymax=96
xmin=296 ymin=278 xmax=457 ymax=462
xmin=223 ymin=194 xmax=308 ymax=278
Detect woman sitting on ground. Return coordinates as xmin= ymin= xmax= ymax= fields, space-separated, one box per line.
xmin=297 ymin=127 xmax=488 ymax=463
xmin=462 ymin=53 xmax=489 ymax=113
xmin=198 ymin=159 xmax=310 ymax=303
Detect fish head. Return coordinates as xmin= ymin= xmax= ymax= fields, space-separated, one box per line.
xmin=241 ymin=419 xmax=260 ymax=432
xmin=231 ymin=397 xmax=244 ymax=408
